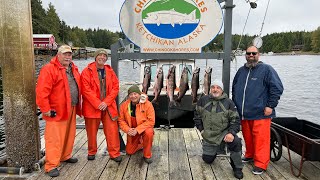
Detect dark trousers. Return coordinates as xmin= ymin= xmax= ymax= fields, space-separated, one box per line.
xmin=202 ymin=135 xmax=244 ymax=169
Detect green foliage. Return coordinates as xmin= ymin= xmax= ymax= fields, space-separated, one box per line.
xmin=31 ymin=0 xmax=48 ymax=34
xmin=311 ymin=27 xmax=320 ymax=53
xmin=46 ymin=3 xmax=61 ymax=42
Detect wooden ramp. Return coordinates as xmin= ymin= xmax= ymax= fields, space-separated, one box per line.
xmin=25 ymin=128 xmax=319 ymax=180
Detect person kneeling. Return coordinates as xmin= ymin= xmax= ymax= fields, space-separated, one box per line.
xmin=194 ymin=80 xmax=244 ymax=179
xmin=118 ymin=85 xmax=155 ymax=164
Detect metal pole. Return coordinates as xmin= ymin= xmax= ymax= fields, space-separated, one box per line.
xmin=0 ymin=0 xmax=40 ymax=172
xmin=222 ymin=0 xmax=234 ymax=96
xmin=111 ymin=41 xmax=120 ymax=105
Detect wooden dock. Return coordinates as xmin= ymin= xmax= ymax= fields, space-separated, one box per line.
xmin=16 ymin=128 xmax=320 ymax=180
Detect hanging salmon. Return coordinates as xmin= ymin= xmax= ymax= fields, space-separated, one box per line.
xmin=166 ymin=65 xmax=177 ymax=107
xmin=176 ymin=66 xmax=189 ymax=103
xmin=151 ymin=67 xmax=164 ymax=104
xmin=203 ymin=67 xmax=212 ymax=95
xmin=191 ymin=67 xmax=200 ymax=104
xmin=142 ymin=66 xmax=151 ymax=94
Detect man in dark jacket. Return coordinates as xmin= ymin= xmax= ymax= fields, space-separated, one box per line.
xmin=232 ymin=45 xmax=283 ymax=175
xmin=194 ymin=80 xmax=243 ymax=179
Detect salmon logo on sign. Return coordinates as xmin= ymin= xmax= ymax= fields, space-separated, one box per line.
xmin=120 ymin=0 xmax=223 ymax=53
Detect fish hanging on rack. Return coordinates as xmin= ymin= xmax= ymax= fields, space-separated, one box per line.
xmin=203 ymin=67 xmax=212 ymax=95
xmin=151 ymin=67 xmax=164 ymax=104
xmin=191 ymin=67 xmax=200 ymax=104
xmin=166 ymin=65 xmax=177 ymax=107
xmin=142 ymin=66 xmax=151 ymax=94
xmin=176 ymin=66 xmax=189 ymax=103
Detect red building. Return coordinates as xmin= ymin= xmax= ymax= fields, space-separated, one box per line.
xmin=33 ymin=34 xmax=58 ymax=50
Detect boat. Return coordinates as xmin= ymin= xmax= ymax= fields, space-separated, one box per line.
xmin=139 ymin=59 xmax=199 ymax=128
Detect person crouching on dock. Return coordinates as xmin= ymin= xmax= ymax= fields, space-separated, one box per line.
xmin=193 ymin=80 xmax=244 ymax=179
xmin=118 ymin=85 xmax=155 ymax=164
xmin=81 ymin=49 xmax=122 ymax=162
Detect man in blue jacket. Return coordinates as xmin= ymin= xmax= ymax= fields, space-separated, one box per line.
xmin=232 ymin=46 xmax=283 ymax=175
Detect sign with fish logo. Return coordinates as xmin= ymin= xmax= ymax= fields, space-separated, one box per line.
xmin=120 ymin=0 xmax=223 ymax=53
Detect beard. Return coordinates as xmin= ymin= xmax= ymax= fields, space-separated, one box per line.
xmin=246 ymin=58 xmax=259 ymax=68
xmin=211 ymin=92 xmax=221 ymax=98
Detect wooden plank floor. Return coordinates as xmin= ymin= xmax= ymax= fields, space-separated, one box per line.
xmin=26 ymin=128 xmax=319 ymax=180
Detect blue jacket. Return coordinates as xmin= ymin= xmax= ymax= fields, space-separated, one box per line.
xmin=232 ymin=62 xmax=283 ymax=120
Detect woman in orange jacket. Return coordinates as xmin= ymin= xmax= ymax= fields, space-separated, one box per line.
xmin=118 ymin=85 xmax=155 ymax=163
xmin=36 ymin=45 xmax=81 ymax=177
xmin=81 ymin=49 xmax=122 ymax=162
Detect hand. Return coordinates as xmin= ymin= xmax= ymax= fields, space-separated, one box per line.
xmin=43 ymin=111 xmax=51 ymax=117
xmin=224 ymin=133 xmax=234 ymax=143
xmin=128 ymin=128 xmax=138 ymax=136
xmin=98 ymin=102 xmax=107 ymax=111
xmin=264 ymin=107 xmax=273 ymax=116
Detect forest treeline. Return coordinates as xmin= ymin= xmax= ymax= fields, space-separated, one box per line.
xmin=32 ymin=0 xmax=320 ymax=53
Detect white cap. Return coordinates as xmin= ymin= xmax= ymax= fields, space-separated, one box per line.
xmin=211 ymin=79 xmax=224 ymax=90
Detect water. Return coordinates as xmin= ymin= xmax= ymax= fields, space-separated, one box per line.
xmin=73 ymin=55 xmax=320 ymax=125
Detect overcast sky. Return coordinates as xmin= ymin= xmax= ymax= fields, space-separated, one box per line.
xmin=41 ymin=0 xmax=320 ymax=36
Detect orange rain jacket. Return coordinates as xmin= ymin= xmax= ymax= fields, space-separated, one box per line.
xmin=118 ymin=97 xmax=155 ymax=135
xmin=36 ymin=56 xmax=82 ymax=121
xmin=81 ymin=62 xmax=119 ymax=119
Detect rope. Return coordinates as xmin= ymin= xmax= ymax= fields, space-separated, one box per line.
xmin=258 ymin=0 xmax=271 ymax=36
xmin=236 ymin=6 xmax=252 ymax=52
xmin=232 ymin=6 xmax=252 ymax=65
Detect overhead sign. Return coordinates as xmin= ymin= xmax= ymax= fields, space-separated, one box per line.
xmin=120 ymin=0 xmax=223 ymax=53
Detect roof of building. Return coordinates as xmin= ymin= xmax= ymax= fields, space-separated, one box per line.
xmin=33 ymin=34 xmax=54 ymax=38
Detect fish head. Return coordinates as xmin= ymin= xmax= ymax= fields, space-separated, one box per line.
xmin=144 ymin=66 xmax=151 ymax=73
xmin=169 ymin=65 xmax=176 ymax=73
xmin=183 ymin=66 xmax=189 ymax=74
xmin=205 ymin=67 xmax=212 ymax=73
xmin=193 ymin=67 xmax=200 ymax=74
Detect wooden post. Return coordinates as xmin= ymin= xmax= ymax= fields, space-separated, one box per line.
xmin=0 ymin=0 xmax=40 ymax=172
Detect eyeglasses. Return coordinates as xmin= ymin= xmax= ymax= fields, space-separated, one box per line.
xmin=246 ymin=52 xmax=258 ymax=55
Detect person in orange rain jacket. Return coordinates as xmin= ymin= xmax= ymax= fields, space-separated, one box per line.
xmin=36 ymin=45 xmax=81 ymax=177
xmin=118 ymin=85 xmax=155 ymax=164
xmin=81 ymin=49 xmax=122 ymax=162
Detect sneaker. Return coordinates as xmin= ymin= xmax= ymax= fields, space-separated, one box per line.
xmin=252 ymin=166 xmax=265 ymax=175
xmin=111 ymin=156 xmax=122 ymax=162
xmin=242 ymin=157 xmax=253 ymax=163
xmin=87 ymin=155 xmax=95 ymax=160
xmin=144 ymin=157 xmax=153 ymax=164
xmin=48 ymin=168 xmax=59 ymax=177
xmin=233 ymin=168 xmax=243 ymax=179
xmin=63 ymin=157 xmax=78 ymax=163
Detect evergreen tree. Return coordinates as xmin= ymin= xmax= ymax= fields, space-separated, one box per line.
xmin=31 ymin=0 xmax=48 ymax=34
xmin=302 ymin=32 xmax=312 ymax=51
xmin=46 ymin=3 xmax=61 ymax=42
xmin=311 ymin=27 xmax=320 ymax=53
